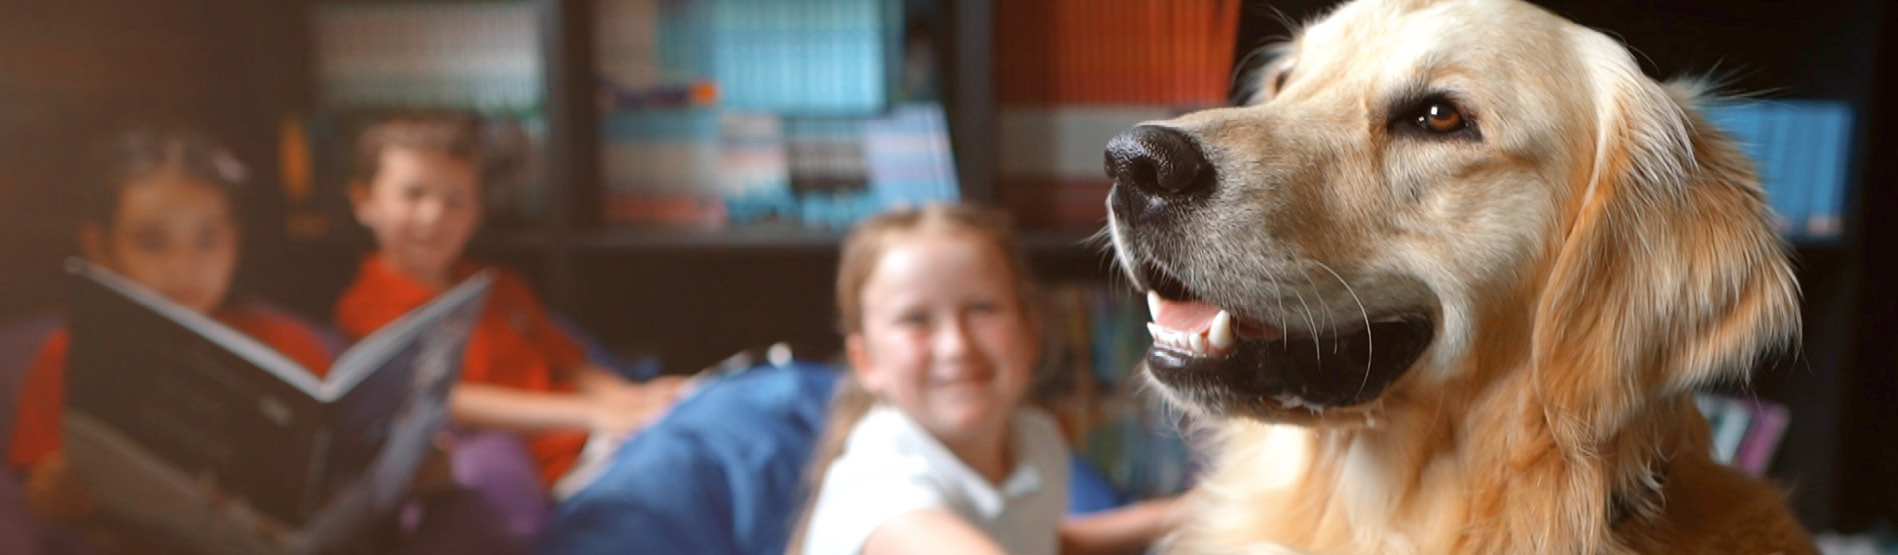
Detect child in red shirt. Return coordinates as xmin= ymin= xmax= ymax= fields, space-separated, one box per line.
xmin=334 ymin=115 xmax=681 ymax=497
xmin=6 ymin=128 xmax=336 ymax=538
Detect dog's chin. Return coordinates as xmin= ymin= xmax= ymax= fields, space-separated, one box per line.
xmin=1145 ymin=314 xmax=1436 ymax=423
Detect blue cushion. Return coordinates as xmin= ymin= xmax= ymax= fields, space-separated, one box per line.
xmin=1066 ymin=453 xmax=1129 ymax=515
xmin=538 ymin=362 xmax=840 ymax=555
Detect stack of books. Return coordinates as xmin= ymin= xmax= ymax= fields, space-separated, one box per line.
xmin=595 ymin=0 xmax=957 ymax=229
xmin=995 ymin=0 xmax=1243 ymax=228
xmin=312 ymin=2 xmax=542 ymax=112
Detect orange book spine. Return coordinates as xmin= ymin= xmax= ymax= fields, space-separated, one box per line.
xmin=1078 ymin=0 xmax=1093 ymax=104
xmin=1052 ymin=0 xmax=1074 ymax=105
xmin=1174 ymin=0 xmax=1191 ymax=104
xmin=1106 ymin=0 xmax=1131 ymax=105
xmin=1083 ymin=0 xmax=1108 ymax=105
xmin=1212 ymin=0 xmax=1243 ymax=105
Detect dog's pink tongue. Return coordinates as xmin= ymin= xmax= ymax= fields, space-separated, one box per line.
xmin=1156 ymin=298 xmax=1223 ymax=333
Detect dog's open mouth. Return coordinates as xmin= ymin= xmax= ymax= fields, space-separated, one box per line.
xmin=1137 ymin=260 xmax=1436 ymax=412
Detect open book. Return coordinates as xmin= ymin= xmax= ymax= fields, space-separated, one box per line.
xmin=60 ymin=259 xmax=491 ymax=555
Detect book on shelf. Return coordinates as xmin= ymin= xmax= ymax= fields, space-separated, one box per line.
xmin=708 ymin=0 xmax=902 ymax=115
xmin=600 ymin=109 xmax=729 ymax=226
xmin=62 ymin=259 xmax=491 ymax=555
xmin=1732 ymin=399 xmax=1790 ymax=477
xmin=311 ymin=2 xmax=541 ymax=112
xmin=1801 ymin=102 xmax=1854 ymax=239
xmin=1693 ymin=393 xmax=1792 ymax=477
xmin=1698 ymin=394 xmax=1754 ymax=466
xmin=1703 ymin=100 xmax=1856 ymax=243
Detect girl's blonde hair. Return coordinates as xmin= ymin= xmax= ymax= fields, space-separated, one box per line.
xmin=786 ymin=202 xmax=1039 ymax=555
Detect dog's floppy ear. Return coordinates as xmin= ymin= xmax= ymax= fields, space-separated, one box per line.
xmin=1532 ymin=76 xmax=1801 ymax=447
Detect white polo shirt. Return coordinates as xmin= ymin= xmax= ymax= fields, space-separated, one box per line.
xmin=801 ymin=403 xmax=1071 ymax=555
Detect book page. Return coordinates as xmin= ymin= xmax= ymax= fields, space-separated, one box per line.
xmin=318 ymin=272 xmax=492 ymax=401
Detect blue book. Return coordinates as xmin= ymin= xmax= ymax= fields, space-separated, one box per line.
xmin=866 ymin=102 xmax=959 ymax=208
xmin=1708 ymin=103 xmax=1789 ymax=234
xmin=1805 ymin=102 xmax=1853 ymax=241
xmin=1761 ymin=103 xmax=1802 ymax=237
xmin=1784 ymin=103 xmax=1821 ymax=242
xmin=710 ymin=0 xmax=898 ymax=114
xmin=1694 ymin=394 xmax=1752 ymax=466
xmin=1706 ymin=102 xmax=1766 ymax=163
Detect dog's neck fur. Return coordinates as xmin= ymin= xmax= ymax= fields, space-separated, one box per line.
xmin=1176 ymin=381 xmax=1702 ymax=555
xmin=1170 ymin=289 xmax=1727 ymax=555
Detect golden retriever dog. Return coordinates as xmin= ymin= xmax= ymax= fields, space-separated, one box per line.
xmin=1102 ymin=0 xmax=1815 ymax=553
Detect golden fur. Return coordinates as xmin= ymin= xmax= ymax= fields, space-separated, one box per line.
xmin=1108 ymin=0 xmax=1816 ymax=553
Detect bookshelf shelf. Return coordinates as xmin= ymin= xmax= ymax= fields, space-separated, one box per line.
xmin=543 ymin=224 xmax=1110 ymax=256
xmin=574 ymin=224 xmax=846 ymax=251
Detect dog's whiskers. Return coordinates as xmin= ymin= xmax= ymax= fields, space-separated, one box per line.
xmin=1294 ymin=267 xmax=1342 ymax=356
xmin=1316 ymin=261 xmax=1376 ymax=399
xmin=1286 ymin=271 xmax=1322 ymax=364
xmin=1264 ymin=269 xmax=1291 ymax=349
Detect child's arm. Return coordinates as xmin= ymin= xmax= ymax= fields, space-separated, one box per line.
xmin=448 ymin=364 xmax=684 ymax=437
xmin=1059 ymin=495 xmax=1190 ymax=555
xmin=448 ymin=384 xmax=603 ymax=433
xmin=862 ymin=509 xmax=1010 ymax=555
xmin=574 ymin=363 xmax=686 ymax=436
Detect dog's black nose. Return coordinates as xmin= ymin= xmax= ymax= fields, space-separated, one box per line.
xmin=1105 ymin=125 xmax=1214 ymax=198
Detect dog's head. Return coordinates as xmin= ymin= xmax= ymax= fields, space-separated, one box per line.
xmin=1108 ymin=0 xmax=1798 ymax=436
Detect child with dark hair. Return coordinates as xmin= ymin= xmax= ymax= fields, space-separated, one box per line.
xmin=6 ymin=127 xmax=336 ymax=552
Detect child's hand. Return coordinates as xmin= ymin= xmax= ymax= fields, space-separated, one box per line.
xmin=23 ymin=452 xmax=97 ymax=523
xmin=587 ymin=376 xmax=687 ymax=438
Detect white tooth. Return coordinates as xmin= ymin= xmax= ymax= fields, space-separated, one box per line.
xmin=1147 ymin=290 xmax=1163 ymax=322
xmin=1146 ymin=322 xmax=1165 ymax=341
xmin=1209 ymin=310 xmax=1235 ymax=350
xmin=1189 ymin=333 xmax=1207 ymax=354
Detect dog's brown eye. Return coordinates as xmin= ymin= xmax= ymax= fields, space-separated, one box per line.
xmin=1417 ymin=102 xmax=1465 ymax=133
xmin=1390 ymin=94 xmax=1478 ymax=140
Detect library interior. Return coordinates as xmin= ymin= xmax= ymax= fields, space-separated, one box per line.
xmin=0 ymin=0 xmax=1895 ymax=553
